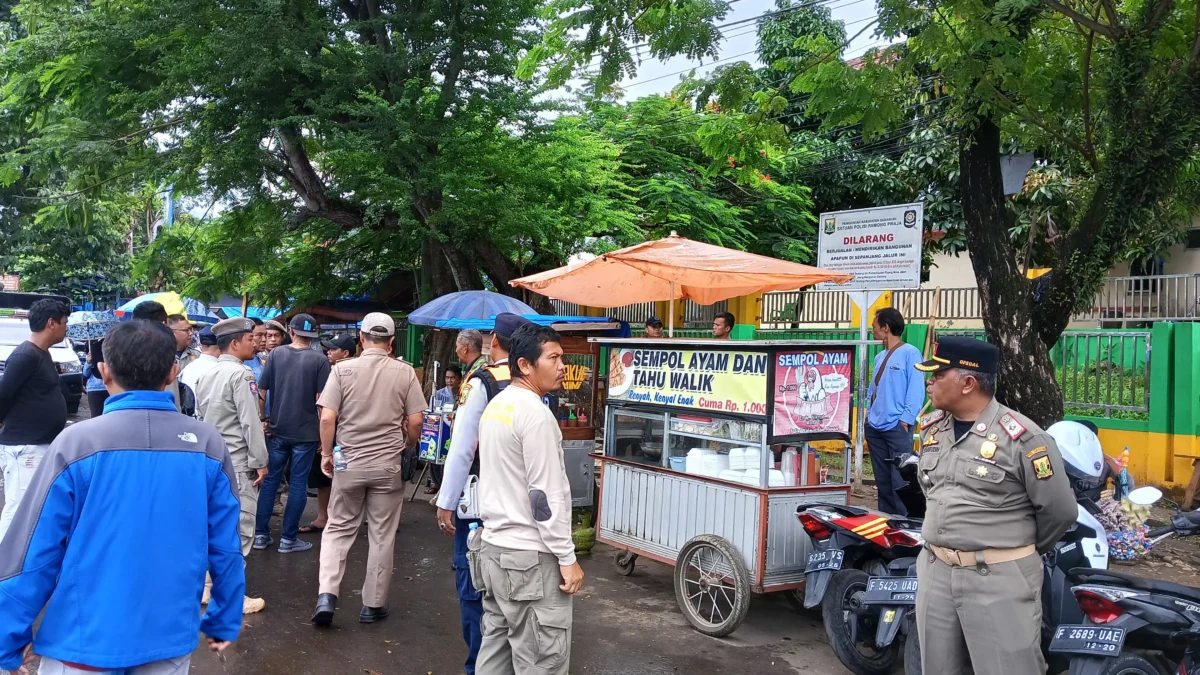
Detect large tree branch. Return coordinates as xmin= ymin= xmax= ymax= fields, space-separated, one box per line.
xmin=1192 ymin=0 xmax=1200 ymax=61
xmin=1082 ymin=21 xmax=1096 ymax=154
xmin=984 ymin=86 xmax=1099 ymax=170
xmin=1098 ymin=0 xmax=1121 ymax=29
xmin=1042 ymin=0 xmax=1123 ymax=38
xmin=432 ymin=0 xmax=467 ymax=123
xmin=1145 ymin=0 xmax=1175 ymax=34
xmin=363 ymin=0 xmax=392 ymax=52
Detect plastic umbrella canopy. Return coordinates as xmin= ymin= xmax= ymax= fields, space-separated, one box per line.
xmin=218 ymin=306 xmax=283 ymax=321
xmin=66 ymin=311 xmax=118 ymax=340
xmin=116 ymin=292 xmax=220 ymax=324
xmin=511 ymin=233 xmax=855 ymax=307
xmin=407 ymin=290 xmax=537 ymax=327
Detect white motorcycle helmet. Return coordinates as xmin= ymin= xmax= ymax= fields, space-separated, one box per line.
xmin=1047 ymin=421 xmax=1105 ymax=499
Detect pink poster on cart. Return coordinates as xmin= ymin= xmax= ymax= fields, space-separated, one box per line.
xmin=772 ymin=349 xmax=853 ymax=437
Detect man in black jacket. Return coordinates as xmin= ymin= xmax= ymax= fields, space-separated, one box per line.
xmin=0 ymin=298 xmax=70 ymax=541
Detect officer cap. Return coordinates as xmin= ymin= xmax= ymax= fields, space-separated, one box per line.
xmin=645 ymin=316 xmax=663 ymax=327
xmin=915 ymin=336 xmax=999 ymax=374
xmin=495 ymin=313 xmax=534 ymax=339
xmin=212 ymin=317 xmax=255 ymax=339
xmin=264 ymin=319 xmax=286 ymax=334
xmin=321 ymin=333 xmax=357 ymax=352
xmin=198 ymin=325 xmax=218 ymax=346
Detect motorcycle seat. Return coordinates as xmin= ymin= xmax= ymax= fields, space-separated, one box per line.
xmin=1069 ymin=567 xmax=1200 ymax=604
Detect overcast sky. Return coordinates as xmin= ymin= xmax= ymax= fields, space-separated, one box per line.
xmin=612 ymin=0 xmax=888 ymax=98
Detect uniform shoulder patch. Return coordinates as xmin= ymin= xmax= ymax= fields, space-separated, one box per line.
xmin=248 ymin=378 xmax=259 ymax=397
xmin=457 ymin=381 xmax=473 ymax=404
xmin=999 ymin=413 xmax=1027 ymax=440
xmin=1025 ymin=446 xmax=1048 ymax=459
xmin=1032 ymin=455 xmax=1054 ymax=479
xmin=920 ymin=410 xmax=945 ymax=427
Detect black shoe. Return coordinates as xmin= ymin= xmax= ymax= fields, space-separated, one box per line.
xmin=312 ymin=593 xmax=337 ymax=627
xmin=359 ymin=605 xmax=390 ymax=623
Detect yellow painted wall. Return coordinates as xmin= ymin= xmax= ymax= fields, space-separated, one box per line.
xmin=849 ymin=292 xmax=894 ymax=329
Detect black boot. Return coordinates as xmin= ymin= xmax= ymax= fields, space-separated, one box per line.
xmin=312 ymin=593 xmax=337 ymax=627
xmin=359 ymin=605 xmax=390 ymax=623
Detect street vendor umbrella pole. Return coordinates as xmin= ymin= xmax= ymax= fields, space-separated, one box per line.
xmin=669 ymin=282 xmax=674 ymax=338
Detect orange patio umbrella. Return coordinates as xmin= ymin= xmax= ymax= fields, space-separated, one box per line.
xmin=511 ymin=233 xmax=854 ymax=335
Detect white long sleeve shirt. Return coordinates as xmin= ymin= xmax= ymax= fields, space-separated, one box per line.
xmin=436 ymin=378 xmax=489 ymax=512
xmin=477 ymin=385 xmax=576 ymax=566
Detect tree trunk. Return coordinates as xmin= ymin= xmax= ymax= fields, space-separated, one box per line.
xmin=960 ymin=118 xmax=1063 ymax=426
xmin=419 ymin=235 xmax=458 ymax=394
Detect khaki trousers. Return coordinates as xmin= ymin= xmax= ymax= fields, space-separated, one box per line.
xmin=474 ymin=542 xmax=573 ymax=675
xmin=915 ymin=548 xmax=1046 ymax=675
xmin=235 ymin=469 xmax=259 ymax=557
xmin=318 ymin=466 xmax=405 ymax=607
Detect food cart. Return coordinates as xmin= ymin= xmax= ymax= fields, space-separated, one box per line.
xmin=594 ymin=337 xmax=857 ymax=636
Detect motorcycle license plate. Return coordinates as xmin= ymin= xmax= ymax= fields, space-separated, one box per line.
xmin=862 ymin=576 xmax=918 ymax=605
xmin=805 ymin=549 xmax=844 ymax=573
xmin=1048 ymin=625 xmax=1126 ymax=657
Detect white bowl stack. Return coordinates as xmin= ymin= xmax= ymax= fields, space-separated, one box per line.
xmin=701 ymin=453 xmax=730 ymax=476
xmin=728 ymin=447 xmax=746 ymax=471
xmin=685 ymin=448 xmax=715 ymax=475
xmin=739 ymin=447 xmax=762 ymax=472
xmin=719 ymin=469 xmax=746 ymax=483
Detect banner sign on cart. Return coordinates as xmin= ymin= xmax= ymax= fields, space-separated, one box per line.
xmin=817 ymin=203 xmax=923 ymax=290
xmin=773 ymin=349 xmax=854 ymax=436
xmin=607 ymin=347 xmax=769 ymax=415
xmin=418 ymin=414 xmax=451 ymax=464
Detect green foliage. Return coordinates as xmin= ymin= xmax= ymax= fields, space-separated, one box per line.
xmin=585 ymin=94 xmax=817 ymax=261
xmin=1058 ymin=367 xmax=1149 ymax=422
xmin=520 ymin=0 xmax=730 ymax=94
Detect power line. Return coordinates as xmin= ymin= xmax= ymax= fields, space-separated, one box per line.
xmin=582 ymin=0 xmax=873 ymax=71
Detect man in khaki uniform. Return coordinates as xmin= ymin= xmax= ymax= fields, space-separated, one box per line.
xmin=312 ymin=312 xmax=426 ymax=627
xmin=913 ymin=337 xmax=1076 ymax=675
xmin=194 ymin=317 xmax=270 ymax=614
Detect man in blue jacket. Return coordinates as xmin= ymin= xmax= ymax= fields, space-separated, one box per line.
xmin=0 ymin=319 xmax=245 ymax=675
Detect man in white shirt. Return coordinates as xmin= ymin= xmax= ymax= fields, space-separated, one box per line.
xmin=180 ymin=326 xmax=222 ymax=394
xmin=472 ymin=323 xmax=582 ymax=675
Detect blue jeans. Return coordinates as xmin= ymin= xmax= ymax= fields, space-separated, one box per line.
xmin=255 ymin=436 xmax=319 ymax=541
xmin=453 ymin=512 xmax=483 ymax=674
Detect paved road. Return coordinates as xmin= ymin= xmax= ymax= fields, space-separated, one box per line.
xmin=2 ymin=400 xmax=853 ymax=674
xmin=183 ymin=492 xmax=851 ymax=675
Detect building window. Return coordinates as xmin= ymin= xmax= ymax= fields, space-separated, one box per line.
xmin=1187 ymin=228 xmax=1200 ymax=249
xmin=1128 ymin=257 xmax=1163 ymax=293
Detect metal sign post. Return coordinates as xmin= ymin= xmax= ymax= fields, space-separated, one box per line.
xmin=853 ymin=290 xmax=883 ymax=482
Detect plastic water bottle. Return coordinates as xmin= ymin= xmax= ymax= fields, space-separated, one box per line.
xmin=468 ymin=521 xmax=480 ymax=538
xmin=332 ymin=445 xmax=348 ymax=472
xmin=1117 ymin=446 xmax=1131 ymax=500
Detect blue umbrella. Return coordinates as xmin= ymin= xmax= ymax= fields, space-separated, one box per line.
xmin=407 ymin=290 xmax=537 ymax=327
xmin=67 ymin=310 xmax=118 ymax=340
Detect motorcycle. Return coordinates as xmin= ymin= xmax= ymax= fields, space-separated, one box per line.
xmin=1051 ymin=488 xmax=1200 ymax=675
xmin=800 ymin=421 xmax=1117 ymax=675
xmin=796 ymin=453 xmax=925 ymax=675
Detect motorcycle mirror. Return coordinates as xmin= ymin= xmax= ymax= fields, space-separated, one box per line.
xmin=1127 ymin=486 xmax=1162 ymax=506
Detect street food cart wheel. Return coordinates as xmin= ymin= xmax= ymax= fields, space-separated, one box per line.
xmin=673 ymin=534 xmax=751 ymax=637
xmin=614 ymin=550 xmax=638 ymax=577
